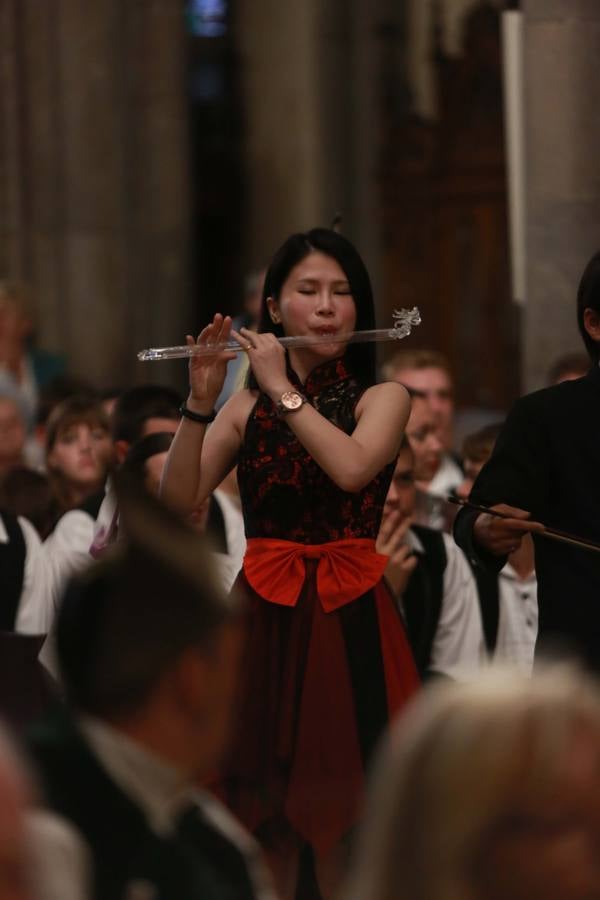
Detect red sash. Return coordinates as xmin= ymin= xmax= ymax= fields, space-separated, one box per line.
xmin=242 ymin=537 xmax=389 ymax=611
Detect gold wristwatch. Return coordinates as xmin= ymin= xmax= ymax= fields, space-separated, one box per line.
xmin=275 ymin=390 xmax=307 ymax=417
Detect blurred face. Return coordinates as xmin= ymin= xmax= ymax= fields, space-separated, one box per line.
xmin=267 ymin=251 xmax=357 ymax=364
xmin=393 ymin=366 xmax=454 ymax=449
xmin=455 ymin=457 xmax=485 ymax=500
xmin=405 ymin=397 xmax=444 ymax=484
xmin=0 ymin=399 xmax=26 ymax=470
xmin=474 ymin=726 xmax=600 ymax=900
xmin=384 ymin=448 xmax=417 ymax=524
xmin=47 ymin=422 xmax=113 ymax=488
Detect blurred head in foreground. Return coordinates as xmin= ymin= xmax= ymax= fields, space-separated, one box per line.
xmin=56 ymin=477 xmax=242 ymax=776
xmin=347 ymin=667 xmax=600 ymax=900
xmin=0 ymin=726 xmax=33 ymax=900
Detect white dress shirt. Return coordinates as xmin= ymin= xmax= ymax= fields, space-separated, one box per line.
xmin=0 ymin=514 xmax=52 ymax=635
xmin=427 ymin=453 xmax=464 ymax=497
xmin=493 ymin=562 xmax=538 ymax=674
xmin=212 ymin=488 xmax=246 ymax=593
xmin=405 ymin=529 xmax=486 ymax=680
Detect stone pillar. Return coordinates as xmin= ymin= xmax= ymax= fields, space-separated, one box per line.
xmin=235 ymin=0 xmax=389 ymax=300
xmin=0 ymin=0 xmax=191 ymax=388
xmin=523 ymin=0 xmax=600 ymax=390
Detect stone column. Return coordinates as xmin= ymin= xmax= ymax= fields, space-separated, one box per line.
xmin=523 ymin=0 xmax=600 ymax=390
xmin=235 ymin=0 xmax=390 ymax=298
xmin=0 ymin=0 xmax=191 ymax=388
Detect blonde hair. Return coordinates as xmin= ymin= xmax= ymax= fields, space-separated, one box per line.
xmin=346 ymin=667 xmax=600 ymax=900
xmin=381 ymin=349 xmax=451 ymax=383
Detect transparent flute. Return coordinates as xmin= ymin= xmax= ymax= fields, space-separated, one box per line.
xmin=138 ymin=307 xmax=421 ymax=361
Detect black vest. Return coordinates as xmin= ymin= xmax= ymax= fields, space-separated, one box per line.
xmin=401 ymin=525 xmax=447 ymax=680
xmin=29 ymin=713 xmax=257 ymax=900
xmin=0 ymin=511 xmax=26 ymax=630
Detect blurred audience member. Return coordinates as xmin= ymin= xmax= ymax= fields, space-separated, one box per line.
xmin=39 ymin=386 xmax=182 ymax=641
xmin=405 ymin=392 xmax=444 ymax=486
xmin=382 ymin=349 xmax=462 ymax=491
xmin=90 ymin=384 xmax=182 ymax=555
xmin=376 ymin=440 xmax=484 ymax=680
xmin=216 ymin=268 xmax=266 ymax=409
xmin=29 ymin=487 xmax=271 ymax=900
xmin=123 ymin=432 xmax=246 ymax=591
xmin=121 ymin=431 xmax=175 ymax=496
xmin=0 ymin=726 xmax=35 ymax=900
xmin=456 ymin=423 xmax=537 ymax=674
xmin=111 ymin=385 xmax=182 ymax=464
xmin=382 ymin=350 xmax=455 ymax=447
xmin=456 ymin=422 xmax=503 ymax=501
xmin=0 ymin=505 xmax=53 ymax=735
xmin=346 ymin=667 xmax=600 ymax=900
xmin=97 ymin=386 xmax=123 ymax=420
xmin=0 ymin=468 xmax=59 ymax=541
xmin=0 ymin=509 xmax=50 ymax=634
xmin=0 ymin=281 xmax=65 ymax=429
xmin=0 ymin=389 xmax=28 ymax=477
xmin=383 ymin=350 xmax=463 ymax=529
xmin=404 ymin=392 xmax=453 ymax=530
xmin=45 ymin=398 xmax=114 ymax=514
xmin=29 ymin=376 xmax=97 ymax=471
xmin=547 ymin=351 xmax=590 ymax=385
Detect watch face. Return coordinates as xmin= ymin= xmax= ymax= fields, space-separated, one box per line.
xmin=281 ymin=390 xmax=304 ymax=411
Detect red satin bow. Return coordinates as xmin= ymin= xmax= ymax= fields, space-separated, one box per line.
xmin=243 ymin=537 xmax=389 ymax=612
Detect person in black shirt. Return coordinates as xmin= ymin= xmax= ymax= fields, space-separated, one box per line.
xmin=454 ymin=251 xmax=600 ymax=668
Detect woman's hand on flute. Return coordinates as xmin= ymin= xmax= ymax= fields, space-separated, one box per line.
xmin=231 ymin=327 xmax=292 ymax=399
xmin=187 ymin=314 xmax=237 ymax=411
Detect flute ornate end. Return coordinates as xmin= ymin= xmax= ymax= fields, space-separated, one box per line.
xmin=389 ymin=307 xmax=421 ymax=340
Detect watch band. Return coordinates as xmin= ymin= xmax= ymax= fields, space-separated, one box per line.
xmin=179 ymin=402 xmax=216 ymax=424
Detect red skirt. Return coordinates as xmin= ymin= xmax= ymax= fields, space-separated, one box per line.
xmin=219 ymin=561 xmax=419 ymax=856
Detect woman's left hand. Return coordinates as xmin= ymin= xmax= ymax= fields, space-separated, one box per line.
xmin=231 ymin=327 xmax=292 ymax=398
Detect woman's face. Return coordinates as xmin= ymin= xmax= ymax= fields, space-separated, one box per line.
xmin=47 ymin=422 xmax=113 ymax=488
xmin=267 ymin=251 xmax=357 ymax=361
xmin=473 ymin=726 xmax=600 ymax=900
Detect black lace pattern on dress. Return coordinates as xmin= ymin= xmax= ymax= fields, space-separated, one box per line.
xmin=237 ymin=356 xmax=395 ymax=544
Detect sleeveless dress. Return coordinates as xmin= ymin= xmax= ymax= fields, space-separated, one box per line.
xmin=220 ymin=356 xmax=419 ymax=859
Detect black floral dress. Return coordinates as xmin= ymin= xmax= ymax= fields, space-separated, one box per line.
xmin=220 ymin=356 xmax=419 ymax=859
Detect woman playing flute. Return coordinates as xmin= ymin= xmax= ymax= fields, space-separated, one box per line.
xmin=160 ymin=228 xmax=419 ymax=898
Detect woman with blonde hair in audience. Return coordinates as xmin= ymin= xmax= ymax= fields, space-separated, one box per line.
xmin=346 ymin=667 xmax=600 ymax=900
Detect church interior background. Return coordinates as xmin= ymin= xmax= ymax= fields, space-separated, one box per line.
xmin=1 ymin=0 xmax=597 ymax=409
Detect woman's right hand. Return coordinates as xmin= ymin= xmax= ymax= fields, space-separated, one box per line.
xmin=187 ymin=314 xmax=237 ymax=411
